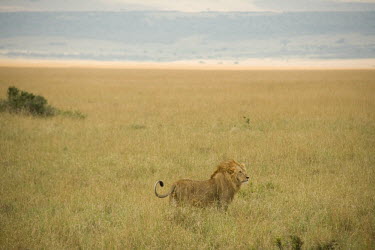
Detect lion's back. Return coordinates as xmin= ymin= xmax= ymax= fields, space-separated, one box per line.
xmin=170 ymin=179 xmax=218 ymax=206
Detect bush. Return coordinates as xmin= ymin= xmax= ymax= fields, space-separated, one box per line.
xmin=2 ymin=86 xmax=56 ymax=116
xmin=1 ymin=86 xmax=86 ymax=119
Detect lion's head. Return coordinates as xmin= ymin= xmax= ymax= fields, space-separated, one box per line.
xmin=211 ymin=160 xmax=249 ymax=186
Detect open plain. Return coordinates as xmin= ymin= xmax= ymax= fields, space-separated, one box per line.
xmin=0 ymin=67 xmax=374 ymax=249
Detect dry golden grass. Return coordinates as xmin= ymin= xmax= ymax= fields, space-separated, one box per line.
xmin=0 ymin=67 xmax=374 ymax=249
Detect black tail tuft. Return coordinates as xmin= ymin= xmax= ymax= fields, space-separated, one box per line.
xmin=159 ymin=181 xmax=164 ymax=187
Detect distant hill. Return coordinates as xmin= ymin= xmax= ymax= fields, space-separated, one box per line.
xmin=0 ymin=11 xmax=374 ymax=61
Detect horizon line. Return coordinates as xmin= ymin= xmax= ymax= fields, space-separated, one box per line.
xmin=1 ymin=58 xmax=374 ymax=70
xmin=1 ymin=9 xmax=375 ymax=13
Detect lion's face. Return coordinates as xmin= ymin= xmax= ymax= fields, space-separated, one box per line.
xmin=233 ymin=163 xmax=249 ymax=184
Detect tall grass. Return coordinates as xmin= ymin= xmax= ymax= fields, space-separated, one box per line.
xmin=0 ymin=68 xmax=374 ymax=249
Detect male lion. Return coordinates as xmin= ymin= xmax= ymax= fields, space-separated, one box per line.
xmin=154 ymin=160 xmax=249 ymax=209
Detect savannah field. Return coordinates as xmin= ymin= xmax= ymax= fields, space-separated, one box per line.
xmin=0 ymin=67 xmax=374 ymax=249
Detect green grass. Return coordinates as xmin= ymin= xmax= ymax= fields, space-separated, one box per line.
xmin=0 ymin=68 xmax=374 ymax=249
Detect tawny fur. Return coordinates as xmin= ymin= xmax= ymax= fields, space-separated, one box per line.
xmin=154 ymin=160 xmax=249 ymax=209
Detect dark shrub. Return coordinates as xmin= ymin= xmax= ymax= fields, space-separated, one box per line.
xmin=1 ymin=86 xmax=85 ymax=118
xmin=3 ymin=86 xmax=56 ymax=116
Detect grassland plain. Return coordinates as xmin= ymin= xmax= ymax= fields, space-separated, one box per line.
xmin=0 ymin=67 xmax=374 ymax=249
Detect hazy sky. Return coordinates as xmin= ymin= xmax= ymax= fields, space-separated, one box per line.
xmin=1 ymin=0 xmax=375 ymax=12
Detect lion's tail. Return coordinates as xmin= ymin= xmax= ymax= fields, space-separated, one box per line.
xmin=154 ymin=180 xmax=175 ymax=198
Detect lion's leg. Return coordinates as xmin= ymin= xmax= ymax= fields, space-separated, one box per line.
xmin=169 ymin=197 xmax=178 ymax=207
xmin=169 ymin=190 xmax=178 ymax=207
